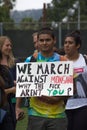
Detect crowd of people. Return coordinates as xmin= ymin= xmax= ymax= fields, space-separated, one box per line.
xmin=0 ymin=27 xmax=87 ymax=130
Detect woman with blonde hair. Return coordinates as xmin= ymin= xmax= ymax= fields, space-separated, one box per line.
xmin=0 ymin=50 xmax=15 ymax=130
xmin=0 ymin=36 xmax=18 ymax=129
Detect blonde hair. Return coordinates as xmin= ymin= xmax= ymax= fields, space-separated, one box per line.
xmin=0 ymin=36 xmax=15 ymax=67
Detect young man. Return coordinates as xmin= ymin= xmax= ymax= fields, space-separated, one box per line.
xmin=16 ymin=27 xmax=67 ymax=130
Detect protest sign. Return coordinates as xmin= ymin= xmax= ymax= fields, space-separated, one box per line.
xmin=16 ymin=61 xmax=73 ymax=97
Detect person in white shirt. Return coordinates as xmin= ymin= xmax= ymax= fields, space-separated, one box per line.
xmin=64 ymin=30 xmax=87 ymax=130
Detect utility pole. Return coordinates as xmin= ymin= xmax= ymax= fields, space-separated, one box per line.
xmin=42 ymin=3 xmax=47 ymax=27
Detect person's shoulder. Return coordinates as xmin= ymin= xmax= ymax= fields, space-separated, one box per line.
xmin=25 ymin=56 xmax=32 ymax=62
xmin=60 ymin=55 xmax=67 ymax=61
xmin=25 ymin=52 xmax=38 ymax=62
xmin=33 ymin=50 xmax=38 ymax=59
xmin=53 ymin=52 xmax=66 ymax=61
xmin=79 ymin=53 xmax=87 ymax=65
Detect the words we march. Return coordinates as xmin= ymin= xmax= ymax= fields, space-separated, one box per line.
xmin=16 ymin=61 xmax=73 ymax=97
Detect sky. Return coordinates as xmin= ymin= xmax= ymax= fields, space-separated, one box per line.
xmin=13 ymin=0 xmax=52 ymax=11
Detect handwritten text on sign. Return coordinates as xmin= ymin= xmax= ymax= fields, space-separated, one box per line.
xmin=16 ymin=61 xmax=73 ymax=97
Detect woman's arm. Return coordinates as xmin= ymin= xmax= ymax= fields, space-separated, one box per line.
xmin=5 ymin=86 xmax=16 ymax=94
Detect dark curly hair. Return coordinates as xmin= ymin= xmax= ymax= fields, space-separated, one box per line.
xmin=37 ymin=27 xmax=55 ymax=39
xmin=65 ymin=30 xmax=82 ymax=48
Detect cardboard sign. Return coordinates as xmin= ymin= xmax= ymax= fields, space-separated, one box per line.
xmin=16 ymin=61 xmax=73 ymax=97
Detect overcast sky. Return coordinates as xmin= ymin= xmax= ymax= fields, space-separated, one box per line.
xmin=13 ymin=0 xmax=52 ymax=11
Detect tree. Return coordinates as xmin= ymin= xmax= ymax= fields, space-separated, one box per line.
xmin=0 ymin=0 xmax=16 ymax=9
xmin=46 ymin=0 xmax=87 ymax=23
xmin=0 ymin=0 xmax=16 ymax=22
xmin=0 ymin=0 xmax=16 ymax=29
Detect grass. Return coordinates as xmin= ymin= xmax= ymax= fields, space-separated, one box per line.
xmin=16 ymin=107 xmax=28 ymax=130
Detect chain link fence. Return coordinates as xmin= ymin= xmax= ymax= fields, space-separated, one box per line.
xmin=0 ymin=21 xmax=87 ymax=61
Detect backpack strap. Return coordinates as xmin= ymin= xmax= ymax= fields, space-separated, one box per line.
xmin=83 ymin=55 xmax=87 ymax=65
xmin=76 ymin=73 xmax=87 ymax=97
xmin=30 ymin=51 xmax=38 ymax=62
xmin=24 ymin=53 xmax=37 ymax=107
xmin=30 ymin=55 xmax=37 ymax=62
